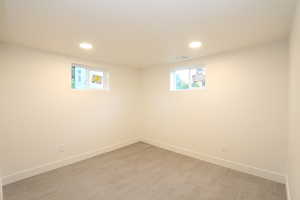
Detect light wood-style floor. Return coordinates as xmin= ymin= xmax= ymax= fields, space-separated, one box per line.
xmin=3 ymin=142 xmax=286 ymax=200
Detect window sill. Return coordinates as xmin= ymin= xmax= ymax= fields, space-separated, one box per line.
xmin=169 ymin=88 xmax=207 ymax=92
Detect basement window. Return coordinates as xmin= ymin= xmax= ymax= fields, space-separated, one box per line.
xmin=170 ymin=67 xmax=206 ymax=91
xmin=71 ymin=63 xmax=109 ymax=90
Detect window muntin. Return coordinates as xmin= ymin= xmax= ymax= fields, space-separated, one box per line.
xmin=71 ymin=64 xmax=109 ymax=90
xmin=170 ymin=67 xmax=206 ymax=91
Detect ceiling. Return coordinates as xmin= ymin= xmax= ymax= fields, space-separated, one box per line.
xmin=0 ymin=0 xmax=297 ymax=68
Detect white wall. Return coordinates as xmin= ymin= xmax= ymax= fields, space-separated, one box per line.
xmin=0 ymin=43 xmax=141 ymax=184
xmin=0 ymin=40 xmax=290 ymax=187
xmin=0 ymin=177 xmax=2 ymax=200
xmin=288 ymin=1 xmax=300 ymax=199
xmin=141 ymin=41 xmax=289 ymax=182
xmin=0 ymin=140 xmax=5 ymax=200
xmin=0 ymin=182 xmax=2 ymax=200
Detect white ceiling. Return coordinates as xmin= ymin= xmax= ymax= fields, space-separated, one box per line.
xmin=0 ymin=0 xmax=297 ymax=67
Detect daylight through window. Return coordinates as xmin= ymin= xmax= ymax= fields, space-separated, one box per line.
xmin=170 ymin=67 xmax=206 ymax=90
xmin=71 ymin=64 xmax=109 ymax=90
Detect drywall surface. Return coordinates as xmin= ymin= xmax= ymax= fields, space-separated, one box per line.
xmin=288 ymin=1 xmax=300 ymax=199
xmin=0 ymin=43 xmax=141 ymax=183
xmin=141 ymin=41 xmax=289 ymax=180
xmin=0 ymin=178 xmax=2 ymax=200
xmin=0 ymin=40 xmax=290 ymax=185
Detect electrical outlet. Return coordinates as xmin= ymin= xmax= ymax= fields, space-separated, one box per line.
xmin=221 ymin=147 xmax=228 ymax=153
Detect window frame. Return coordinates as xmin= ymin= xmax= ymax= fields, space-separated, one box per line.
xmin=170 ymin=66 xmax=206 ymax=91
xmin=71 ymin=63 xmax=110 ymax=91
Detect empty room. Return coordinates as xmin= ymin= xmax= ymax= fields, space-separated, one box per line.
xmin=1 ymin=0 xmax=300 ymax=200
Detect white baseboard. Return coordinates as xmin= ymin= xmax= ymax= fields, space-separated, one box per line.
xmin=1 ymin=138 xmax=286 ymax=186
xmin=141 ymin=138 xmax=286 ymax=184
xmin=286 ymin=176 xmax=291 ymax=200
xmin=2 ymin=138 xmax=140 ymax=185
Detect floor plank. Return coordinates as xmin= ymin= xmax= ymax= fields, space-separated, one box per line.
xmin=3 ymin=142 xmax=286 ymax=200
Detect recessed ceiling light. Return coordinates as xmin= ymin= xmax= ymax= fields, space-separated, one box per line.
xmin=189 ymin=41 xmax=202 ymax=49
xmin=79 ymin=42 xmax=93 ymax=49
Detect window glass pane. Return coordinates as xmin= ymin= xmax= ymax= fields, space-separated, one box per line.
xmin=190 ymin=68 xmax=206 ymax=88
xmin=72 ymin=64 xmax=108 ymax=90
xmin=175 ymin=69 xmax=190 ymax=90
xmin=88 ymin=70 xmax=104 ymax=89
xmin=72 ymin=66 xmax=88 ymax=89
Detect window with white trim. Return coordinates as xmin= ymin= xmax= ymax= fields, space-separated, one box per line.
xmin=170 ymin=67 xmax=206 ymax=91
xmin=71 ymin=63 xmax=109 ymax=90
